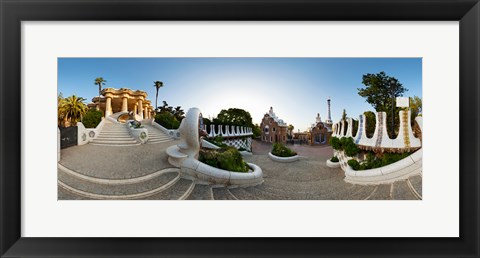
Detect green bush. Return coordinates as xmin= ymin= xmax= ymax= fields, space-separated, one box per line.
xmin=154 ymin=112 xmax=180 ymax=129
xmin=329 ymin=137 xmax=359 ymax=157
xmin=271 ymin=143 xmax=297 ymax=157
xmin=348 ymin=151 xmax=412 ymax=171
xmin=129 ymin=120 xmax=143 ymax=129
xmin=82 ymin=109 xmax=103 ymax=128
xmin=342 ymin=137 xmax=360 ymax=157
xmin=199 ymin=147 xmax=249 ymax=173
xmin=329 ymin=137 xmax=342 ymax=150
xmin=347 ymin=159 xmax=361 ymax=170
xmin=330 ymin=156 xmax=339 ymax=162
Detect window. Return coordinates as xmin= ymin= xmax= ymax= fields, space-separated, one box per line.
xmin=270 ymin=136 xmax=272 ymax=142
xmin=273 ymin=127 xmax=276 ymax=132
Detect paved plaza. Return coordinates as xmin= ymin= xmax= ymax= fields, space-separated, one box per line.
xmin=58 ymin=139 xmax=422 ymax=200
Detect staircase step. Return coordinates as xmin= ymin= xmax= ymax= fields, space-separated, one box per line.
xmin=143 ymin=178 xmax=195 ymax=200
xmin=392 ymin=180 xmax=417 ymax=200
xmin=408 ymin=175 xmax=422 ymax=198
xmin=366 ymin=184 xmax=392 ymax=200
xmin=212 ymin=187 xmax=237 ymax=200
xmin=228 ymin=187 xmax=257 ymax=200
xmin=58 ymin=169 xmax=180 ymax=196
xmin=186 ymin=184 xmax=213 ymax=200
xmin=90 ymin=142 xmax=141 ymax=146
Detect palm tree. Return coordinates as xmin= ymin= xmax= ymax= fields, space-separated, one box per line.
xmin=288 ymin=124 xmax=294 ymax=136
xmin=59 ymin=95 xmax=88 ymax=126
xmin=153 ymin=81 xmax=164 ymax=110
xmin=94 ymin=77 xmax=107 ymax=96
xmin=58 ymin=92 xmax=66 ymax=126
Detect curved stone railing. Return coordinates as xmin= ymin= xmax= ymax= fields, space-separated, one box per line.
xmin=166 ymin=108 xmax=263 ymax=187
xmin=268 ymin=152 xmax=300 ymax=163
xmin=331 ymin=115 xmax=423 ymax=184
xmin=76 ymin=118 xmax=106 ymax=146
xmin=127 ymin=124 xmax=148 ymax=144
xmin=332 ymin=110 xmax=421 ymax=151
xmin=336 ymin=148 xmax=422 ymax=185
xmin=207 ymin=124 xmax=253 ymax=138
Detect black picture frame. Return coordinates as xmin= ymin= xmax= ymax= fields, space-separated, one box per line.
xmin=1 ymin=0 xmax=479 ymax=257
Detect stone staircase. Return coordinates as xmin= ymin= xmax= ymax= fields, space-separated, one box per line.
xmin=90 ymin=120 xmax=140 ymax=146
xmin=58 ymin=163 xmax=422 ymax=200
xmin=142 ymin=124 xmax=173 ymax=144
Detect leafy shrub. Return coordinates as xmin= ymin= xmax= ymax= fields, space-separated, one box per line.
xmin=271 ymin=143 xmax=297 ymax=157
xmin=155 ymin=112 xmax=180 ymax=129
xmin=348 ymin=151 xmax=412 ymax=171
xmin=82 ymin=109 xmax=103 ymax=128
xmin=342 ymin=137 xmax=359 ymax=157
xmin=364 ymin=111 xmax=376 ymax=138
xmin=199 ymin=147 xmax=249 ymax=173
xmin=129 ymin=120 xmax=143 ymax=129
xmin=347 ymin=159 xmax=361 ymax=170
xmin=330 ymin=156 xmax=339 ymax=162
xmin=329 ymin=137 xmax=359 ymax=157
xmin=329 ymin=137 xmax=342 ymax=150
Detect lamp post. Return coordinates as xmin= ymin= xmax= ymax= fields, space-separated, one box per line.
xmin=390 ymin=79 xmax=396 ymax=137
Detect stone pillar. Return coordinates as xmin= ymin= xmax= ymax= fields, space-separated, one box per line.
xmin=143 ymin=105 xmax=148 ymax=119
xmin=138 ymin=99 xmax=143 ymax=119
xmin=105 ymin=95 xmax=113 ymax=117
xmin=134 ymin=104 xmax=137 ymax=115
xmin=121 ymin=95 xmax=128 ymax=112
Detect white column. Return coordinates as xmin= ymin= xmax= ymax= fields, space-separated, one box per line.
xmin=121 ymin=96 xmax=128 ymax=112
xmin=105 ymin=96 xmax=112 ymax=116
xmin=133 ymin=104 xmax=137 ymax=115
xmin=209 ymin=124 xmax=216 ymax=137
xmin=143 ymin=105 xmax=148 ymax=119
xmin=138 ymin=99 xmax=143 ymax=119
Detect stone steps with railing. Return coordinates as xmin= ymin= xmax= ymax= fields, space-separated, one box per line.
xmin=90 ymin=120 xmax=140 ymax=146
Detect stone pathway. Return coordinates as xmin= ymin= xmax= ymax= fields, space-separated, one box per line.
xmin=58 ymin=141 xmax=422 ymax=200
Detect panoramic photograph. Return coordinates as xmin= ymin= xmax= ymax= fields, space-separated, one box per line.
xmin=57 ymin=58 xmax=422 ymax=200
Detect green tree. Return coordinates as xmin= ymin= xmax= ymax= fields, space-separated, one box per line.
xmin=358 ymin=72 xmax=408 ymax=138
xmin=158 ymin=101 xmax=185 ymax=121
xmin=153 ymin=81 xmax=164 ymax=110
xmin=410 ymin=96 xmax=422 ymax=125
xmin=358 ymin=71 xmax=408 ymax=112
xmin=94 ymin=77 xmax=107 ymax=96
xmin=252 ymin=124 xmax=261 ymax=138
xmin=341 ymin=109 xmax=347 ymax=121
xmin=59 ymin=95 xmax=88 ymax=126
xmin=58 ymin=92 xmax=66 ymax=126
xmin=213 ymin=108 xmax=254 ymax=127
xmin=364 ymin=111 xmax=376 ymax=138
xmin=287 ymin=124 xmax=294 ymax=137
xmin=82 ymin=109 xmax=103 ymax=128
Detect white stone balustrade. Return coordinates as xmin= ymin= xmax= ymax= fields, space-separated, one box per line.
xmin=333 ymin=110 xmax=421 ymax=151
xmin=204 ymin=124 xmax=254 ymax=138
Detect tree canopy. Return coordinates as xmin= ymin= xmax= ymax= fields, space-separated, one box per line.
xmin=158 ymin=101 xmax=185 ymax=122
xmin=357 ymin=71 xmax=408 ymax=112
xmin=213 ymin=108 xmax=254 ymax=127
xmin=58 ymin=95 xmax=88 ymax=127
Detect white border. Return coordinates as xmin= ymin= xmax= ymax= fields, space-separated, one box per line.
xmin=22 ymin=21 xmax=459 ymax=237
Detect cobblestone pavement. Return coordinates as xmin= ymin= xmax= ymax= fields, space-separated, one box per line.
xmin=59 ymin=140 xmax=179 ymax=179
xmin=58 ymin=140 xmax=422 ymax=200
xmin=252 ymin=139 xmax=333 ymax=158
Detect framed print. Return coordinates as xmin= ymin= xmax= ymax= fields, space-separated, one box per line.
xmin=1 ymin=0 xmax=479 ymax=257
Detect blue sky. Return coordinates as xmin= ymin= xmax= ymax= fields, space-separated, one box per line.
xmin=58 ymin=58 xmax=422 ymax=132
